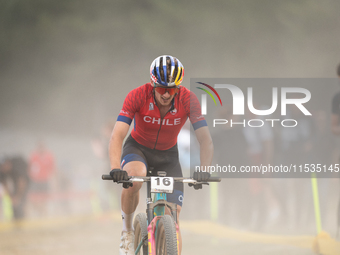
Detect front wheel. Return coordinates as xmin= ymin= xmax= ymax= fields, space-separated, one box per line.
xmin=155 ymin=215 xmax=178 ymax=255
xmin=134 ymin=213 xmax=148 ymax=254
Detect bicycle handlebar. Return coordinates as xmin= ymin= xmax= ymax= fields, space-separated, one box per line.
xmin=101 ymin=174 xmax=221 ymax=184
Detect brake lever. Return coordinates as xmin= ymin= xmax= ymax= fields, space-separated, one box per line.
xmin=117 ymin=179 xmax=133 ymax=188
xmin=123 ymin=182 xmax=133 ymax=189
xmin=188 ymin=182 xmax=209 ymax=190
xmin=191 ymin=181 xmax=209 ymax=185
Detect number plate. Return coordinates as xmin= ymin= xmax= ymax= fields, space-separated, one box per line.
xmin=151 ymin=177 xmax=174 ymax=193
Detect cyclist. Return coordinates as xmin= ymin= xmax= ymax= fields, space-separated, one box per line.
xmin=109 ymin=55 xmax=213 ymax=255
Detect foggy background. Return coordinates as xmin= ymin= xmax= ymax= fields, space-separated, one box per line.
xmin=1 ymin=0 xmax=340 ymax=138
xmin=1 ymin=1 xmax=340 ymax=253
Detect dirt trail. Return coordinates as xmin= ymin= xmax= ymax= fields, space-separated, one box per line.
xmin=0 ymin=213 xmax=315 ymax=255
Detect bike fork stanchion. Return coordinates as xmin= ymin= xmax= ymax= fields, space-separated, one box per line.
xmin=171 ymin=206 xmax=177 ymax=223
xmin=147 ymin=180 xmax=153 ymax=224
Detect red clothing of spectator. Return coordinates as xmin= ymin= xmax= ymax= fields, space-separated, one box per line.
xmin=29 ymin=149 xmax=55 ymax=182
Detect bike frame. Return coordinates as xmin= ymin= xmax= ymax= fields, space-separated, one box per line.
xmin=101 ymin=174 xmax=221 ymax=255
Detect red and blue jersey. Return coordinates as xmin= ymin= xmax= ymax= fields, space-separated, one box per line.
xmin=117 ymin=83 xmax=207 ymax=150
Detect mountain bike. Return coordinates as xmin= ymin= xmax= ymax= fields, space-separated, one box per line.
xmin=102 ymin=170 xmax=221 ymax=255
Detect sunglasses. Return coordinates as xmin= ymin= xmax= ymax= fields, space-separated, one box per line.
xmin=154 ymin=84 xmax=179 ymax=95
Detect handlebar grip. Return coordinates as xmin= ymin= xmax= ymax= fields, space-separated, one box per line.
xmin=102 ymin=174 xmax=112 ymax=180
xmin=101 ymin=174 xmax=133 ymax=183
xmin=208 ymin=177 xmax=221 ymax=182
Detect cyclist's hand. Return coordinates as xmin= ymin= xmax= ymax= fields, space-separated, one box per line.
xmin=193 ymin=171 xmax=210 ymax=182
xmin=110 ymin=169 xmax=128 ymax=182
xmin=110 ymin=169 xmax=132 ymax=188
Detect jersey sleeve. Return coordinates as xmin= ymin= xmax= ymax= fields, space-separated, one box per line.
xmin=181 ymin=88 xmax=207 ymax=130
xmin=117 ymin=87 xmax=145 ymax=125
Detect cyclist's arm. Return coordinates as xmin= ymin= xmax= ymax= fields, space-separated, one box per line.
xmin=108 ymin=121 xmax=130 ymax=169
xmin=331 ymin=114 xmax=340 ymax=135
xmin=194 ymin=126 xmax=214 ymax=170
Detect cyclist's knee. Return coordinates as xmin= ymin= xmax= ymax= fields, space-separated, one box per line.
xmin=122 ymin=161 xmax=146 ymax=192
xmin=123 ymin=161 xmax=147 ymax=176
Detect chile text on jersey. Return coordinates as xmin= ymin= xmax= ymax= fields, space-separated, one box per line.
xmin=117 ymin=83 xmax=206 ymax=150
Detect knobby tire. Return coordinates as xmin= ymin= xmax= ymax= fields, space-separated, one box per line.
xmin=134 ymin=213 xmax=148 ymax=254
xmin=155 ymin=215 xmax=178 ymax=255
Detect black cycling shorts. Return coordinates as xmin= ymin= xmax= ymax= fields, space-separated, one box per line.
xmin=121 ymin=135 xmax=184 ymax=207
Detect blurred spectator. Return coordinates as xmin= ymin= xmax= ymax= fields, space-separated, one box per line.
xmin=0 ymin=155 xmax=30 ymax=220
xmin=212 ymin=106 xmax=249 ymax=228
xmin=29 ymin=141 xmax=56 ymax=216
xmin=91 ymin=120 xmax=115 ymax=166
xmin=330 ymin=63 xmax=340 ymax=236
xmin=331 ymin=63 xmax=340 ymax=136
xmin=0 ymin=182 xmax=3 ymax=220
xmin=242 ymin=105 xmax=276 ymax=231
xmin=278 ymin=102 xmax=314 ymax=230
xmin=91 ymin=120 xmax=118 ymax=212
xmin=177 ymin=121 xmax=191 ymax=174
xmin=311 ymin=110 xmax=336 ymax=230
